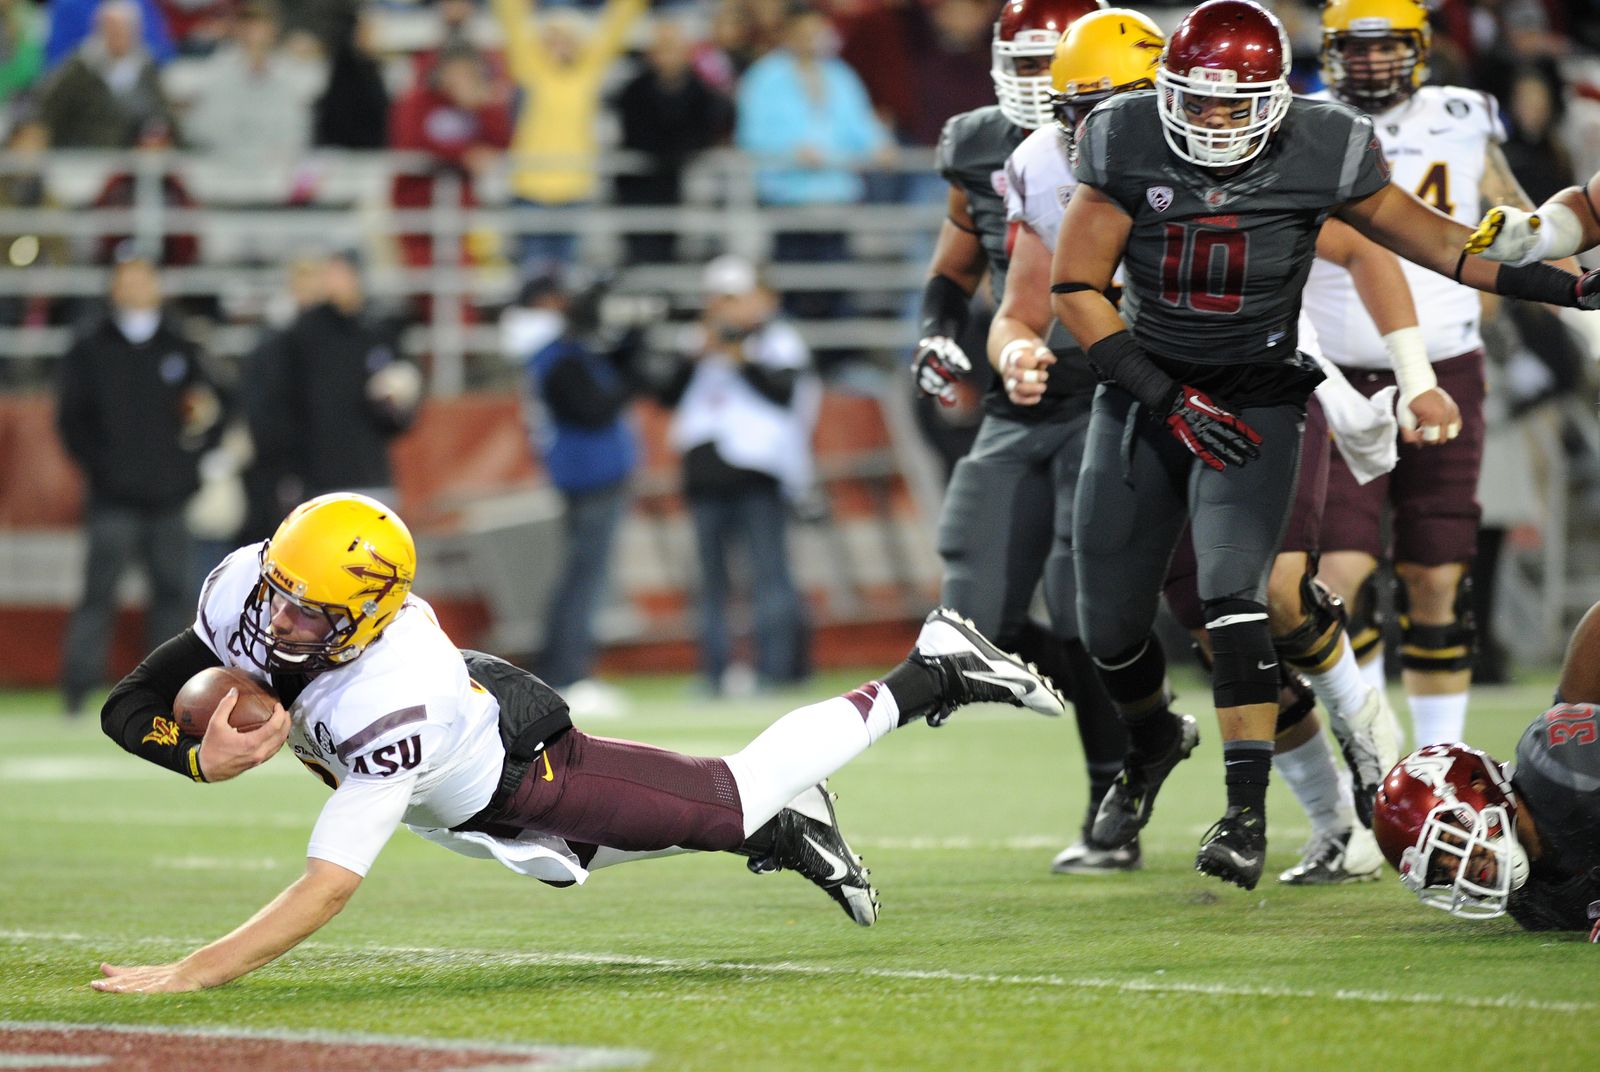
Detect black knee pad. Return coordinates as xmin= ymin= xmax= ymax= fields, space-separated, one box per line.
xmin=1273 ymin=666 xmax=1317 ymax=735
xmin=1346 ymin=571 xmax=1385 ymax=663
xmin=1204 ymin=598 xmax=1278 ymax=708
xmin=1398 ymin=575 xmax=1476 ymax=674
xmin=1274 ymin=572 xmax=1347 ymax=675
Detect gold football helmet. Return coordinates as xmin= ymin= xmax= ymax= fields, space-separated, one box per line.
xmin=239 ymin=493 xmax=416 ymax=674
xmin=1321 ymin=0 xmax=1431 ymax=112
xmin=1050 ymin=8 xmax=1165 ymax=147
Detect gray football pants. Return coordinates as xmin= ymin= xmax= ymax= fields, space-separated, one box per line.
xmin=1073 ymin=385 xmax=1304 ymax=659
xmin=937 ymin=410 xmax=1090 ymax=643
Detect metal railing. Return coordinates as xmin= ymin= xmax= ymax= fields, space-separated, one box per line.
xmin=0 ymin=146 xmax=945 ymax=394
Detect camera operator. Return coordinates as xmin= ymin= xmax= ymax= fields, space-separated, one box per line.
xmin=656 ymin=255 xmax=819 ymax=695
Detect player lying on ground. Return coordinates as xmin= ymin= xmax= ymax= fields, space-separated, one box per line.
xmin=1372 ymin=599 xmax=1600 ymax=938
xmin=90 ymin=493 xmax=1064 ymax=993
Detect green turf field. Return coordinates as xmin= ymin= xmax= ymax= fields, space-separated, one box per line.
xmin=2 ymin=671 xmax=1595 ymax=1071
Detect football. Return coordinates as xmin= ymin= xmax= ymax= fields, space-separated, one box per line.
xmin=173 ymin=666 xmax=279 ymax=738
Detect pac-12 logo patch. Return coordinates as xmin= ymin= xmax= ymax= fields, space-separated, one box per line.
xmin=1146 ymin=186 xmax=1173 ymax=212
xmin=990 ymin=169 xmax=1008 ymax=198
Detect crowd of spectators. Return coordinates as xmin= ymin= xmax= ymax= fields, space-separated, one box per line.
xmin=0 ymin=2 xmax=1590 ymax=300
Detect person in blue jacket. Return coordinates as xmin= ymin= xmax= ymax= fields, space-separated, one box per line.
xmin=503 ymin=266 xmax=640 ymax=698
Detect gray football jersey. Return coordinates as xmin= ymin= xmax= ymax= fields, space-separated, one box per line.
xmin=1513 ymin=703 xmax=1600 ymax=876
xmin=936 ymin=105 xmax=1026 ymax=305
xmin=1073 ymin=92 xmax=1390 ymax=366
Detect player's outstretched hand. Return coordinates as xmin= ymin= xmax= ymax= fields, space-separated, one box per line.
xmin=1465 ymin=206 xmax=1543 ymax=266
xmin=1164 ymin=385 xmax=1262 ymax=471
xmin=197 ymin=695 xmax=290 ymax=782
xmin=911 ymin=336 xmax=972 ymax=406
xmin=1400 ymin=385 xmax=1462 ymax=446
xmin=92 ymin=961 xmax=205 ymax=994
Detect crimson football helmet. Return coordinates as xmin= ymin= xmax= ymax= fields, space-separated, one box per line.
xmin=992 ymin=0 xmax=1106 ymax=130
xmin=1155 ymin=0 xmax=1293 ymax=169
xmin=1372 ymin=743 xmax=1531 ymax=920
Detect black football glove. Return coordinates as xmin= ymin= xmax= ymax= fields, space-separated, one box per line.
xmin=911 ymin=336 xmax=972 ymax=406
xmin=1579 ymin=269 xmax=1600 ymax=311
xmin=1163 ymin=385 xmax=1262 ymax=471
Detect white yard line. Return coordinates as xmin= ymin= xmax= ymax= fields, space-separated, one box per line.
xmin=2 ymin=928 xmax=1591 ymax=1014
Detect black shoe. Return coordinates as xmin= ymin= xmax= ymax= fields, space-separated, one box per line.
xmin=908 ymin=608 xmax=1066 ymax=727
xmin=1195 ymin=807 xmax=1268 ymax=891
xmin=1090 ymin=713 xmax=1199 ymax=848
xmin=737 ymin=782 xmax=879 ymax=926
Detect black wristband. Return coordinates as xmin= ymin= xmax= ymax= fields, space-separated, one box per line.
xmin=919 ymin=273 xmax=972 ymax=341
xmin=1495 ymin=261 xmax=1580 ymax=308
xmin=1085 ymin=331 xmax=1178 ymax=412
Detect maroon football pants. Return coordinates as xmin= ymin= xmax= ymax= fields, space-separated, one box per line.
xmin=486 ymin=729 xmax=748 ymax=856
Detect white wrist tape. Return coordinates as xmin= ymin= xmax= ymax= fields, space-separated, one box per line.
xmin=1529 ymin=202 xmax=1583 ymax=264
xmin=1384 ymin=327 xmax=1434 ymax=422
xmin=997 ymin=338 xmax=1036 ymax=375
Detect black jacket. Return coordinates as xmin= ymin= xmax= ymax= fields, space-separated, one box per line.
xmin=248 ymin=302 xmax=420 ymax=496
xmin=56 ymin=314 xmax=216 ymax=509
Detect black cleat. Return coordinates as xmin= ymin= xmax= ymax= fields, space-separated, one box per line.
xmin=737 ymin=782 xmax=879 ymax=926
xmin=1195 ymin=806 xmax=1268 ymax=891
xmin=1090 ymin=713 xmax=1199 ymax=848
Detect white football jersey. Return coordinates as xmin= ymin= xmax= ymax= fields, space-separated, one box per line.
xmin=1003 ymin=125 xmax=1079 ymax=246
xmin=195 ymin=545 xmax=506 ymax=876
xmin=1302 ymin=86 xmax=1506 ymax=369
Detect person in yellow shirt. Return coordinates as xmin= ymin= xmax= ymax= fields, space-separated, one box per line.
xmin=492 ymin=0 xmax=647 ymax=265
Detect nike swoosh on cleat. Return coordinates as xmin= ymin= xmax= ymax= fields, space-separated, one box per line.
xmin=802 ymin=834 xmax=850 ymax=882
xmin=964 ymin=669 xmax=1036 ymax=696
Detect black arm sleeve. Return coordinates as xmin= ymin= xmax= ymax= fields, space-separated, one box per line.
xmin=1505 ymin=867 xmax=1600 ymax=932
xmin=542 ymin=356 xmax=631 ymax=429
xmin=1085 ymin=331 xmax=1179 ymax=412
xmin=739 ymin=364 xmax=799 ymax=407
xmin=918 ymin=273 xmax=972 ymax=341
xmin=1493 ymin=262 xmax=1581 ymax=308
xmin=101 ymin=628 xmax=223 ymax=779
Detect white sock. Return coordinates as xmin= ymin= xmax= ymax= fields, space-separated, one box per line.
xmin=1409 ymin=692 xmax=1467 ymax=745
xmin=722 ymin=682 xmax=900 ymax=836
xmin=1301 ymin=638 xmax=1371 ymax=726
xmin=1359 ymin=651 xmax=1386 ymax=693
xmin=1274 ymin=732 xmax=1353 ymax=836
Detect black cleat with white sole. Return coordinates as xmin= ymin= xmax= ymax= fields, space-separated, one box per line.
xmin=909 ymin=608 xmax=1067 ymax=726
xmin=1195 ymin=806 xmax=1268 ymax=890
xmin=1090 ymin=712 xmax=1199 ymax=848
xmin=737 ymin=782 xmax=879 ymax=927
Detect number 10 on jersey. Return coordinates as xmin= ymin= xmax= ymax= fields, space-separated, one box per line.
xmin=1161 ymin=224 xmax=1247 ymax=314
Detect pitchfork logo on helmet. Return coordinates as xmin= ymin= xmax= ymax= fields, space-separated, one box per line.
xmin=237 ymin=493 xmax=417 ymax=675
xmin=1049 ymin=7 xmax=1165 ymax=154
xmin=1372 ymin=743 xmax=1531 ymax=920
xmin=992 ymin=0 xmax=1107 ymax=131
xmin=1321 ymin=0 xmax=1431 ymax=113
xmin=1155 ymin=0 xmax=1293 ymax=169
